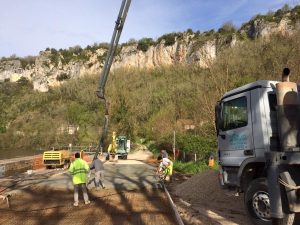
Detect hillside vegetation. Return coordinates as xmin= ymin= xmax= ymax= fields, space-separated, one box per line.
xmin=1 ymin=29 xmax=300 ymax=159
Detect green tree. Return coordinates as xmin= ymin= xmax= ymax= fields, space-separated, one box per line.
xmin=137 ymin=38 xmax=155 ymax=52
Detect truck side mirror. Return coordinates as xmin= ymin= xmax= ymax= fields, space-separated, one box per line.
xmin=215 ymin=103 xmax=222 ymax=135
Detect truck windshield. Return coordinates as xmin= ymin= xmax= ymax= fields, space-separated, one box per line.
xmin=117 ymin=139 xmax=125 ymax=149
xmin=222 ymin=96 xmax=247 ymax=130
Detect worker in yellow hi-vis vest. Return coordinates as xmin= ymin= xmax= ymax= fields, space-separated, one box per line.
xmin=208 ymin=156 xmax=215 ymax=168
xmin=157 ymin=155 xmax=173 ymax=182
xmin=69 ymin=152 xmax=90 ymax=207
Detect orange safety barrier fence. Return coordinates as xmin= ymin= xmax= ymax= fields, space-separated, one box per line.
xmin=32 ymin=155 xmax=44 ymax=170
xmin=70 ymin=152 xmax=92 ymax=163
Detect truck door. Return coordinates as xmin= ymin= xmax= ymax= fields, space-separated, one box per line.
xmin=218 ymin=92 xmax=254 ymax=166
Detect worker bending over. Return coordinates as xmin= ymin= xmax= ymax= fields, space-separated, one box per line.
xmin=69 ymin=152 xmax=90 ymax=206
xmin=157 ymin=153 xmax=173 ymax=181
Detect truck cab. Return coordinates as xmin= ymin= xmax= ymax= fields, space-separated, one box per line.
xmin=216 ymin=80 xmax=279 ymax=189
xmin=216 ymin=79 xmax=300 ymax=225
xmin=116 ymin=136 xmax=129 ymax=159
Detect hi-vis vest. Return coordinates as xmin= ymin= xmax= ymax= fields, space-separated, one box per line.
xmin=162 ymin=158 xmax=173 ymax=176
xmin=69 ymin=158 xmax=89 ymax=185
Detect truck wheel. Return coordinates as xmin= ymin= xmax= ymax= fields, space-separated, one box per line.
xmin=245 ymin=178 xmax=295 ymax=225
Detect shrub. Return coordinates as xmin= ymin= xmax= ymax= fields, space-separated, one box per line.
xmin=56 ymin=73 xmax=71 ymax=81
xmin=173 ymin=160 xmax=210 ymax=174
xmin=290 ymin=5 xmax=300 ymax=23
xmin=77 ymin=52 xmax=89 ymax=62
xmin=158 ymin=33 xmax=177 ymax=46
xmin=60 ymin=49 xmax=73 ymax=65
xmin=218 ymin=22 xmax=236 ymax=34
xmin=186 ymin=28 xmax=193 ymax=34
xmin=176 ymin=134 xmax=216 ymax=161
xmin=17 ymin=77 xmax=30 ymax=86
xmin=124 ymin=38 xmax=137 ymax=46
xmin=20 ymin=56 xmax=36 ymax=69
xmin=147 ymin=142 xmax=160 ymax=156
xmin=234 ymin=75 xmax=256 ymax=88
xmin=49 ymin=49 xmax=60 ymax=67
xmin=137 ymin=38 xmax=155 ymax=52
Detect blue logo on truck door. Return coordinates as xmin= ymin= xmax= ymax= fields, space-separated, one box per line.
xmin=229 ymin=133 xmax=248 ymax=150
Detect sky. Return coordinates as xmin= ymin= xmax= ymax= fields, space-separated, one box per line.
xmin=0 ymin=0 xmax=299 ymax=58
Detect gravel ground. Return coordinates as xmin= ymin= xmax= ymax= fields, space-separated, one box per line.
xmin=169 ymin=170 xmax=253 ymax=225
xmin=130 ymin=149 xmax=253 ymax=224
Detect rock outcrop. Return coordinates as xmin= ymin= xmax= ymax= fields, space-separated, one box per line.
xmin=243 ymin=17 xmax=294 ymax=39
xmin=112 ymin=37 xmax=217 ymax=70
xmin=1 ymin=5 xmax=300 ymax=92
xmin=0 ymin=33 xmax=219 ymax=92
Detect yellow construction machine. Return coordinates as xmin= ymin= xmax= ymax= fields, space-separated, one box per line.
xmin=107 ymin=131 xmax=118 ymax=161
xmin=43 ymin=149 xmax=72 ymax=169
xmin=107 ymin=131 xmax=129 ymax=161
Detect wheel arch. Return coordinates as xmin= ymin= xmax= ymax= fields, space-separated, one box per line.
xmin=238 ymin=158 xmax=266 ymax=192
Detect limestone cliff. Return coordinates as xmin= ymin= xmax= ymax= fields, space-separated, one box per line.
xmin=0 ymin=33 xmax=219 ymax=92
xmin=1 ymin=5 xmax=300 ymax=92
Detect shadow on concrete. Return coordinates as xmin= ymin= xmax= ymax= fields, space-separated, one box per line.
xmin=0 ymin=161 xmax=176 ymax=225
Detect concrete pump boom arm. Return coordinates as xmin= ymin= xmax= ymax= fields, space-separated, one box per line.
xmin=94 ymin=0 xmax=131 ymax=160
xmin=96 ymin=0 xmax=131 ymax=99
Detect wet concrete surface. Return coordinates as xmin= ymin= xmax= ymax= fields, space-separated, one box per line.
xmin=0 ymin=152 xmax=178 ymax=225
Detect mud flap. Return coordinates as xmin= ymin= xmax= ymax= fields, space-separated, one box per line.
xmin=280 ymin=171 xmax=300 ymax=213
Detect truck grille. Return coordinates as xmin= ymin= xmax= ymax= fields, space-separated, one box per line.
xmin=43 ymin=152 xmax=60 ymax=160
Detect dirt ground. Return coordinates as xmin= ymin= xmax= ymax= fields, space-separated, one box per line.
xmin=167 ymin=170 xmax=252 ymax=225
xmin=143 ymin=147 xmax=252 ymax=225
xmin=0 ymin=149 xmax=254 ymax=225
xmin=0 ymin=187 xmax=177 ymax=225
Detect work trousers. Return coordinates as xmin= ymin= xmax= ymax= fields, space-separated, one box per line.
xmin=95 ymin=170 xmax=105 ymax=188
xmin=74 ymin=183 xmax=89 ymax=204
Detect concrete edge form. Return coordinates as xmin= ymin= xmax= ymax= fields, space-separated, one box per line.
xmin=163 ymin=183 xmax=185 ymax=225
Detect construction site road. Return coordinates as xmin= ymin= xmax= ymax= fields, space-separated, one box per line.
xmin=0 ymin=150 xmax=178 ymax=225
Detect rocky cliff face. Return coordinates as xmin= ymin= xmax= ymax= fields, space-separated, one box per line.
xmin=242 ymin=17 xmax=295 ymax=39
xmin=0 ymin=33 xmax=219 ymax=92
xmin=1 ymin=7 xmax=299 ymax=92
xmin=112 ymin=37 xmax=217 ymax=70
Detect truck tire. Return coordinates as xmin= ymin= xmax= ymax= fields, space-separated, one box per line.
xmin=244 ymin=178 xmax=295 ymax=225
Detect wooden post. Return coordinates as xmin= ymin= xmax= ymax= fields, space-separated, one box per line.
xmin=173 ymin=130 xmax=176 ymax=160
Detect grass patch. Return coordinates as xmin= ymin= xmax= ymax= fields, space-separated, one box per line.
xmin=173 ymin=160 xmax=219 ymax=174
